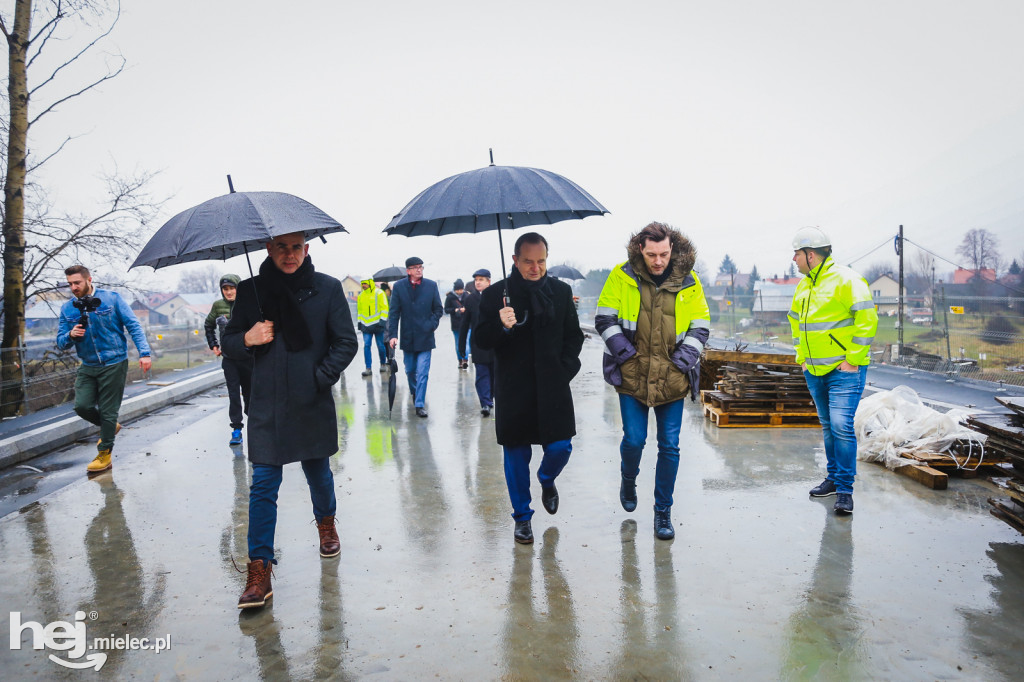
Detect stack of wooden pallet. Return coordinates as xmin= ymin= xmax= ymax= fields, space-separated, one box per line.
xmin=700 ymin=350 xmax=819 ymax=428
xmin=894 ymin=438 xmax=1011 ymax=490
xmin=968 ymin=397 xmax=1024 ymax=534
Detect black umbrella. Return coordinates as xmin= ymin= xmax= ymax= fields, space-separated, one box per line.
xmin=547 ymin=264 xmax=586 ymax=280
xmin=383 ymin=150 xmax=608 ymax=306
xmin=372 ymin=266 xmax=407 ymax=283
xmin=131 ymin=176 xmax=347 ymax=317
xmin=386 ymin=344 xmax=399 ymax=418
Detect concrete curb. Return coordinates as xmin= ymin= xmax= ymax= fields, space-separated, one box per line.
xmin=0 ymin=369 xmax=225 ymax=470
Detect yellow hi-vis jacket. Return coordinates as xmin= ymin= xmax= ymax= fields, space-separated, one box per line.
xmin=357 ymin=279 xmax=389 ymax=329
xmin=789 ymin=256 xmax=878 ymax=376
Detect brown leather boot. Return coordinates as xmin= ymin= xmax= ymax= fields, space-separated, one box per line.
xmin=237 ymin=560 xmax=273 ymax=609
xmin=316 ymin=515 xmax=340 ymax=558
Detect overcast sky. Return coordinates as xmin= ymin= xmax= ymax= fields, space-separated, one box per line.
xmin=23 ymin=0 xmax=1024 ymax=290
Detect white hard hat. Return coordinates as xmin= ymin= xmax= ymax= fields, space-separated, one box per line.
xmin=792 ymin=226 xmax=831 ymax=250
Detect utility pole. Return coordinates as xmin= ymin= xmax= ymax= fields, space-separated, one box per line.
xmin=897 ymin=224 xmax=904 ymax=359
xmin=941 ymin=282 xmax=952 ymax=362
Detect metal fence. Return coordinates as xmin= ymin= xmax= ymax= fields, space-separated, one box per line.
xmin=1 ymin=325 xmax=216 ymax=417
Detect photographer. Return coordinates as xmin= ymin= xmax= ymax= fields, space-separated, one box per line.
xmin=56 ymin=265 xmax=152 ymax=474
xmin=204 ymin=273 xmax=251 ymax=445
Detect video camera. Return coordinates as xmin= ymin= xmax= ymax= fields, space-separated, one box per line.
xmin=71 ymin=296 xmax=101 ymax=328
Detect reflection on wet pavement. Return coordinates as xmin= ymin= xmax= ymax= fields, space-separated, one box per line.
xmin=1 ymin=336 xmax=1023 ymax=679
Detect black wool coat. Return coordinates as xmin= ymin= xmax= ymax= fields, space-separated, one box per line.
xmin=387 ymin=277 xmax=443 ymax=352
xmin=474 ymin=273 xmax=584 ymax=446
xmin=222 ymin=272 xmax=357 ymax=466
xmin=458 ymin=288 xmax=493 ymax=365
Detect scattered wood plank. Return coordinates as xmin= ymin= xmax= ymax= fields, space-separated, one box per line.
xmin=896 ymin=464 xmax=948 ymax=490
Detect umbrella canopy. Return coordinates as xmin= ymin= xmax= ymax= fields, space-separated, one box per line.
xmin=383 ymin=164 xmax=608 ymax=238
xmin=372 ymin=266 xmax=408 ymax=283
xmin=131 ymin=191 xmax=347 ymax=270
xmin=547 ymin=264 xmax=586 ymax=280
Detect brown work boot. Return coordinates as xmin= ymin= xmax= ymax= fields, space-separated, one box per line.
xmin=86 ymin=449 xmax=113 ymax=474
xmin=316 ymin=515 xmax=341 ymax=558
xmin=237 ymin=560 xmax=273 ymax=609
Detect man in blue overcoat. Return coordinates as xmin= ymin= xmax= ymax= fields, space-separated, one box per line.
xmin=387 ymin=256 xmax=444 ymax=418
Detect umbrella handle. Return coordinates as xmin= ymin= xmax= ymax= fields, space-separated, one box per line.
xmin=502 ymin=295 xmax=529 ymax=327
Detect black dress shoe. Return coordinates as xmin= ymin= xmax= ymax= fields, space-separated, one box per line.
xmin=416 ymin=407 xmax=428 ymax=418
xmin=481 ymin=407 xmax=490 ymax=417
xmin=620 ymin=476 xmax=637 ymax=512
xmin=541 ymin=484 xmax=559 ymax=515
xmin=514 ymin=520 xmax=533 ymax=544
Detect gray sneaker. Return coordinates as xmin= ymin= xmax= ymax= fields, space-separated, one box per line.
xmin=834 ymin=493 xmax=854 ymax=514
xmin=809 ymin=478 xmax=837 ymax=497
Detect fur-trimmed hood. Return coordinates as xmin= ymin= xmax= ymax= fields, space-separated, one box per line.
xmin=626 ymin=227 xmax=697 ymax=284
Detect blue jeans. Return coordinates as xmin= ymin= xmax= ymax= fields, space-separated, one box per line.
xmin=619 ymin=394 xmax=684 ymax=512
xmin=248 ymin=458 xmax=337 ymax=564
xmin=803 ymin=366 xmax=868 ymax=494
xmin=452 ymin=329 xmax=470 ymax=361
xmin=362 ymin=330 xmax=387 ymax=368
xmin=403 ymin=350 xmax=432 ymax=408
xmin=474 ymin=361 xmax=494 ymax=408
xmin=503 ymin=440 xmax=572 ymax=521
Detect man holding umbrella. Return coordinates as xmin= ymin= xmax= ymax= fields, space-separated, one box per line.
xmin=474 ymin=233 xmax=585 ymax=544
xmin=387 ymin=257 xmax=444 ymax=418
xmin=222 ymin=232 xmax=358 ymax=609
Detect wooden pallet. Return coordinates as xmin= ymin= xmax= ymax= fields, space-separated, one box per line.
xmin=702 ymin=390 xmax=815 ymax=414
xmin=703 ymin=403 xmax=820 ymax=428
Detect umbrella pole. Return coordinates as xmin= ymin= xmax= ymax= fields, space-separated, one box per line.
xmin=497 ymin=213 xmax=510 ymax=304
xmin=242 ymin=244 xmax=265 ymax=321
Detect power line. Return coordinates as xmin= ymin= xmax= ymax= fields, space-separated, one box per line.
xmin=905 ymin=237 xmax=1024 ymax=296
xmin=846 ymin=235 xmax=897 ymax=267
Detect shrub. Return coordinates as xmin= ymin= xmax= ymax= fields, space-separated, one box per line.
xmin=981 ymin=315 xmax=1017 ymax=345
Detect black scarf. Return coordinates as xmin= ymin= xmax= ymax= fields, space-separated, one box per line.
xmin=258 ymin=255 xmax=314 ymax=352
xmin=510 ymin=267 xmax=556 ymax=327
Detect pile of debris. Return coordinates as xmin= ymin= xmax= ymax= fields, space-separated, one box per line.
xmin=968 ymin=397 xmax=1024 ymax=534
xmin=700 ymin=350 xmax=818 ymax=428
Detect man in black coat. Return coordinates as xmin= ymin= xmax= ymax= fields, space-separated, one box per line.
xmin=444 ymin=279 xmax=468 ymax=369
xmin=459 ymin=268 xmax=495 ymax=416
xmin=222 ymin=232 xmax=358 ymax=609
xmin=474 ymin=233 xmax=585 ymax=544
xmin=387 ymin=256 xmax=444 ymax=418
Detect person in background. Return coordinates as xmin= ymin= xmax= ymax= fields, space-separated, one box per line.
xmin=444 ymin=279 xmax=468 ymax=369
xmin=387 ymin=257 xmax=444 ymax=418
xmin=459 ymin=268 xmax=494 ymax=416
xmin=356 ymin=278 xmax=389 ymax=377
xmin=205 ymin=274 xmax=252 ymax=445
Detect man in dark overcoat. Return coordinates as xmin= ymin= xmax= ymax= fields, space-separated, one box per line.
xmin=387 ymin=256 xmax=444 ymax=418
xmin=222 ymin=232 xmax=358 ymax=609
xmin=474 ymin=233 xmax=584 ymax=544
xmin=459 ymin=268 xmax=496 ymax=417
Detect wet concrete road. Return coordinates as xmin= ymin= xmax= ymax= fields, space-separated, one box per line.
xmin=2 ymin=334 xmax=1023 ymax=680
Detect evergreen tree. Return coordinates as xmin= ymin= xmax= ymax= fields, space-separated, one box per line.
xmin=719 ymin=254 xmax=738 ymax=275
xmin=1009 ymin=260 xmax=1021 ymax=275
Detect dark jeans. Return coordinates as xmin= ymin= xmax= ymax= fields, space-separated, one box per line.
xmin=804 ymin=366 xmax=868 ymax=494
xmin=403 ymin=350 xmax=431 ymax=408
xmin=74 ymin=360 xmax=128 ymax=452
xmin=222 ymin=356 xmax=252 ymax=429
xmin=248 ymin=458 xmax=337 ymax=564
xmin=362 ymin=330 xmax=387 ymax=368
xmin=452 ymin=329 xmax=470 ymax=361
xmin=619 ymin=394 xmax=684 ymax=512
xmin=474 ymin=361 xmax=494 ymax=408
xmin=503 ymin=440 xmax=572 ymax=521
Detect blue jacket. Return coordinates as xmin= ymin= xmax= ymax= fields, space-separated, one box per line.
xmin=387 ymin=277 xmax=443 ymax=352
xmin=56 ymin=288 xmax=151 ymax=367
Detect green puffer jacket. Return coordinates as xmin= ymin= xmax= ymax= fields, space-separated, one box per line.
xmin=204 ymin=274 xmax=241 ymax=348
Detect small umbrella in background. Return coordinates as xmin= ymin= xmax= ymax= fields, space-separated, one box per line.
xmin=547 ymin=264 xmax=586 ymax=280
xmin=372 ymin=266 xmax=407 ymax=283
xmin=131 ymin=175 xmax=347 ymax=318
xmin=383 ymin=150 xmax=608 ymax=316
xmin=386 ymin=344 xmax=399 ymax=418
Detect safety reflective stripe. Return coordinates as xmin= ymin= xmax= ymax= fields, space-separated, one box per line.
xmin=689 ymin=318 xmax=710 ymax=329
xmin=798 ymin=318 xmax=853 ymax=332
xmin=851 ymin=336 xmax=874 ymax=345
xmin=788 ymin=310 xmax=799 ymax=321
xmin=793 ymin=337 xmax=800 ymax=346
xmin=850 ymin=301 xmax=875 ymax=311
xmin=596 ymin=306 xmax=618 ymax=318
xmin=600 ymin=325 xmax=624 ymax=342
xmin=620 ymin=318 xmax=637 ymax=332
xmin=683 ymin=336 xmax=704 ymax=351
xmin=806 ymin=355 xmax=845 ymax=365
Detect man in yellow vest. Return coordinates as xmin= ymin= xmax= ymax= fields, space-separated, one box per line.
xmin=596 ymin=222 xmax=711 ymax=539
xmin=789 ymin=227 xmax=878 ymax=514
xmin=357 ymin=278 xmax=389 ymax=377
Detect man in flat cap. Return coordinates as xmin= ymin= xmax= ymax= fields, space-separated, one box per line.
xmin=459 ymin=268 xmax=494 ymax=416
xmin=387 ymin=257 xmax=444 ymax=418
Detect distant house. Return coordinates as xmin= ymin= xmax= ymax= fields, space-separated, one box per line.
xmin=751 ymin=282 xmax=797 ymax=323
xmin=766 ymin=276 xmax=802 ymax=285
xmin=713 ymin=272 xmax=750 ymax=290
xmin=869 ymin=274 xmax=906 ymax=316
xmin=953 ymin=268 xmax=995 ymax=285
xmin=341 ymin=276 xmax=362 ymax=302
xmin=24 ymin=299 xmax=63 ymax=334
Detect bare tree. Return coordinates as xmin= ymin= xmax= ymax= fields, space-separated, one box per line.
xmin=908 ymin=249 xmax=935 ymax=298
xmin=177 ymin=264 xmax=222 ymax=294
xmin=1 ymin=0 xmax=160 ymax=416
xmin=862 ymin=261 xmax=895 ymax=284
xmin=955 ymin=228 xmax=999 ymax=272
